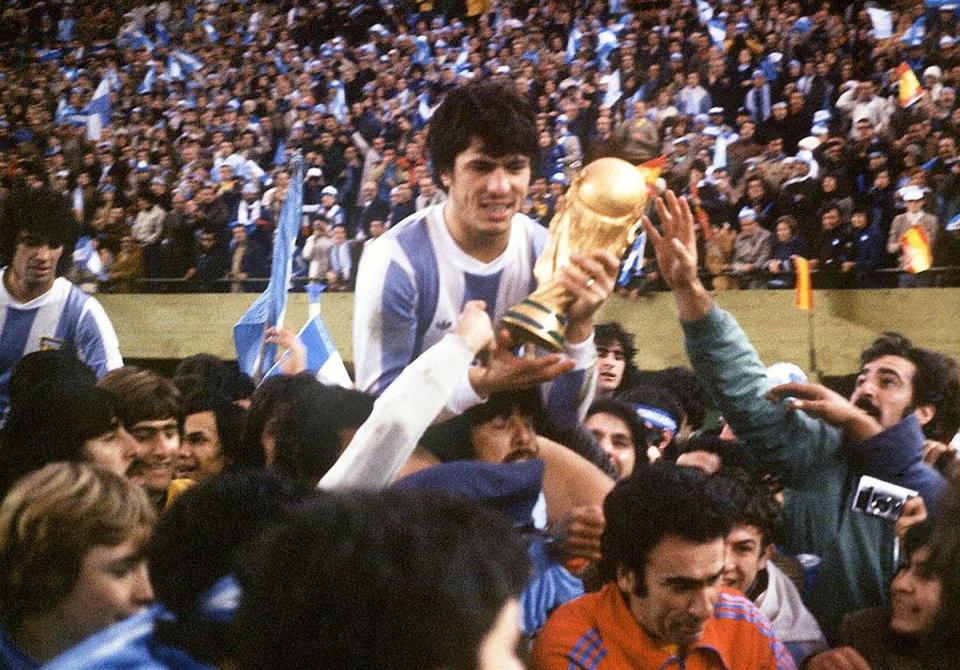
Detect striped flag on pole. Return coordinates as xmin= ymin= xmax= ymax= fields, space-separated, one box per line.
xmin=262 ymin=283 xmax=353 ymax=388
xmin=900 ymin=225 xmax=932 ymax=274
xmin=234 ymin=155 xmax=305 ymax=381
xmin=897 ymin=62 xmax=923 ymax=108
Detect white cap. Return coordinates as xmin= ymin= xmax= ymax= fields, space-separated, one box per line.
xmin=307 ymin=167 xmax=323 ymax=178
xmin=321 ymin=185 xmax=338 ymax=196
xmin=924 ymin=65 xmax=943 ymax=80
xmin=738 ymin=206 xmax=757 ymax=220
xmin=901 ymin=185 xmax=924 ymax=202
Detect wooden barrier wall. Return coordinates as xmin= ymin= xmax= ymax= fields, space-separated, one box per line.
xmin=98 ymin=289 xmax=960 ymax=377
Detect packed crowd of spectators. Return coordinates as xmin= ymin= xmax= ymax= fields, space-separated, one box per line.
xmin=2 ymin=0 xmax=960 ymax=293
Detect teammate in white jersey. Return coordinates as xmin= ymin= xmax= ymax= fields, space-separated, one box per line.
xmin=0 ymin=187 xmax=122 ymax=417
xmin=354 ymin=79 xmax=619 ymax=425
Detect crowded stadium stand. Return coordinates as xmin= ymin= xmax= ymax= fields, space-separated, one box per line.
xmin=0 ymin=2 xmax=959 ymax=669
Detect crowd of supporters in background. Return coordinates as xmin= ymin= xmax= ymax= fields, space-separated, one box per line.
xmin=1 ymin=3 xmax=960 ymax=669
xmin=1 ymin=0 xmax=960 ymax=293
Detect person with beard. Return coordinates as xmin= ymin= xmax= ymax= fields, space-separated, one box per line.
xmin=644 ymin=189 xmax=959 ymax=641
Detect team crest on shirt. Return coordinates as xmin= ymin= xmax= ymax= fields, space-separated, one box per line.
xmin=39 ymin=336 xmax=66 ymax=351
xmin=434 ymin=320 xmax=452 ymax=331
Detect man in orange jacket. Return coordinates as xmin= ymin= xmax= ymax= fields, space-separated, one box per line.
xmin=532 ymin=462 xmax=796 ymax=669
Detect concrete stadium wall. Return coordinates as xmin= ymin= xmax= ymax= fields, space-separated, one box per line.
xmin=99 ymin=289 xmax=960 ymax=377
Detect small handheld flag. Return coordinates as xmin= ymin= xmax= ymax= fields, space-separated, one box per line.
xmin=234 ymin=155 xmax=305 ymax=381
xmin=899 ymin=225 xmax=932 ymax=274
xmin=794 ymin=256 xmax=814 ymax=310
xmin=897 ymin=62 xmax=923 ymax=108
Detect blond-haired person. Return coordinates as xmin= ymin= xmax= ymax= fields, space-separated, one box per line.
xmin=0 ymin=463 xmax=155 ymax=666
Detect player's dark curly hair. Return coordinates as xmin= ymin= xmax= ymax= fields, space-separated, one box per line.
xmin=427 ymin=79 xmax=538 ymax=190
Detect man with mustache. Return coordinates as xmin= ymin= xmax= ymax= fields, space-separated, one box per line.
xmin=353 ymin=79 xmax=619 ymax=428
xmin=644 ymin=191 xmax=960 ymax=640
xmin=0 ymin=187 xmax=122 ymax=420
xmin=99 ymin=366 xmax=187 ymax=511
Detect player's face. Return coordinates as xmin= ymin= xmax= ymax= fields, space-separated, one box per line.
xmin=596 ymin=343 xmax=626 ymax=393
xmin=442 ymin=139 xmax=530 ymax=244
xmin=9 ymin=232 xmax=63 ymax=297
xmin=177 ymin=410 xmax=225 ymax=482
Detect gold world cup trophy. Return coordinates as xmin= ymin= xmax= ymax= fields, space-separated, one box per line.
xmin=501 ymin=157 xmax=660 ymax=351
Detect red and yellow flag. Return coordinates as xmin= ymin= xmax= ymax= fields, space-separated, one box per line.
xmin=899 ymin=225 xmax=932 ymax=273
xmin=897 ymin=62 xmax=923 ymax=108
xmin=794 ymin=256 xmax=813 ymax=310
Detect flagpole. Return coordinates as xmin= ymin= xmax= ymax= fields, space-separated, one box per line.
xmin=807 ymin=308 xmax=819 ymax=383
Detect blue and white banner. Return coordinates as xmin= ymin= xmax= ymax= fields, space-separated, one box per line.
xmin=617 ymin=231 xmax=647 ymax=288
xmin=566 ymin=23 xmax=582 ymax=63
xmin=262 ymin=283 xmax=353 ymax=388
xmin=85 ymin=78 xmax=111 ymax=141
xmin=173 ymin=49 xmax=204 ymax=75
xmin=137 ymin=65 xmax=156 ymax=94
xmin=234 ymin=155 xmax=305 ymax=380
xmin=866 ymin=8 xmax=894 ymax=40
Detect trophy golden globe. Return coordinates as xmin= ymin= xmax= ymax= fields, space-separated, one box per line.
xmin=501 ymin=157 xmax=655 ymax=351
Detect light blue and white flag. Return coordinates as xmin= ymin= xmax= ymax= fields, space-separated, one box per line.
xmin=137 ymin=64 xmax=156 ymax=94
xmin=155 ymin=20 xmax=170 ymax=47
xmin=36 ymin=48 xmax=62 ymax=62
xmin=203 ymin=19 xmax=219 ymax=43
xmin=617 ymin=231 xmax=647 ymax=288
xmin=866 ymin=8 xmax=894 ymax=40
xmin=166 ymin=54 xmax=183 ymax=81
xmin=603 ymin=69 xmax=622 ymax=108
xmin=708 ymin=19 xmax=727 ymax=46
xmin=901 ymin=16 xmax=925 ymax=45
xmin=123 ymin=29 xmax=155 ymax=52
xmin=566 ymin=23 xmax=582 ymax=63
xmin=596 ymin=27 xmax=619 ymax=67
xmin=697 ymin=0 xmax=714 ymax=23
xmin=412 ymin=35 xmax=432 ymax=65
xmin=234 ymin=155 xmax=305 ymax=381
xmin=262 ymin=283 xmax=353 ymax=388
xmin=85 ymin=78 xmax=111 ymax=141
xmin=328 ymin=80 xmax=348 ymax=123
xmin=173 ymin=49 xmax=204 ymax=75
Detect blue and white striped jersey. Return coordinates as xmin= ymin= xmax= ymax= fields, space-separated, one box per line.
xmin=0 ymin=272 xmax=123 ymax=416
xmin=353 ymin=205 xmax=596 ymax=426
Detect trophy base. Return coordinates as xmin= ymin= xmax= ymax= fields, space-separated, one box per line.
xmin=500 ymin=299 xmax=567 ymax=352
